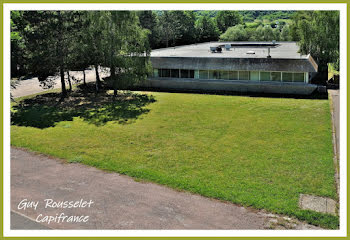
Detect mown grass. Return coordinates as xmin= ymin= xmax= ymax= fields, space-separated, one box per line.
xmin=11 ymin=89 xmax=338 ymax=229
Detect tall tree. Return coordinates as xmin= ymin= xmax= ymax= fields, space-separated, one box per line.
xmin=10 ymin=11 xmax=26 ymax=78
xmin=101 ymin=11 xmax=151 ymax=96
xmin=295 ymin=11 xmax=339 ymax=73
xmin=138 ymin=11 xmax=161 ymax=49
xmin=195 ymin=15 xmax=220 ymax=42
xmin=19 ymin=11 xmax=82 ymax=98
xmin=171 ymin=11 xmax=197 ymax=46
xmin=158 ymin=11 xmax=183 ymax=48
xmin=85 ymin=11 xmax=105 ymax=91
xmin=215 ymin=11 xmax=243 ymax=33
xmin=280 ymin=25 xmax=292 ymax=41
xmin=272 ymin=27 xmax=281 ymax=41
xmin=157 ymin=11 xmax=197 ymax=47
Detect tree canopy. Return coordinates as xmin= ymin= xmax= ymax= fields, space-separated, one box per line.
xmin=291 ymin=11 xmax=339 ymax=71
xmin=215 ymin=11 xmax=243 ymax=33
xmin=11 ymin=10 xmax=340 ymax=96
xmin=12 ymin=10 xmax=151 ymax=98
xmin=195 ymin=15 xmax=220 ymax=42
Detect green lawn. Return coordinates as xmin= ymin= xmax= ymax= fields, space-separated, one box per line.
xmin=11 ymin=89 xmax=338 ymax=228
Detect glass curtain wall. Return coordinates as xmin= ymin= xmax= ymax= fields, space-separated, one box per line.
xmin=154 ymin=69 xmax=306 ymax=83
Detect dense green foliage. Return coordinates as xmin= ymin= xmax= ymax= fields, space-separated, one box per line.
xmin=238 ymin=10 xmax=295 ymax=22
xmin=11 ymin=10 xmax=339 ymax=94
xmin=10 ymin=11 xmax=26 ymax=77
xmin=195 ymin=10 xmax=295 ymax=22
xmin=290 ymin=11 xmax=339 ymax=72
xmin=219 ymin=24 xmax=247 ymax=41
xmin=215 ymin=11 xmax=243 ymax=32
xmin=11 ymin=11 xmax=151 ymax=97
xmin=195 ymin=15 xmax=220 ymax=42
xmin=99 ymin=11 xmax=151 ymax=96
xmin=145 ymin=10 xmax=295 ymax=47
xmin=11 ymin=90 xmax=338 ymax=229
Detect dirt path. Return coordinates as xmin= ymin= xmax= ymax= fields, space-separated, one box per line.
xmin=11 ymin=68 xmax=109 ymax=98
xmin=10 ymin=147 xmax=321 ymax=230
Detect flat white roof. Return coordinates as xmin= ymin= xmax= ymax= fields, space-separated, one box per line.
xmin=151 ymin=41 xmax=308 ymax=60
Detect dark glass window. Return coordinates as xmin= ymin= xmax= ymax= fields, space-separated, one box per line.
xmin=282 ymin=72 xmax=293 ymax=82
xmin=171 ymin=69 xmax=179 ymax=78
xmin=293 ymin=73 xmax=304 ymax=82
xmin=199 ymin=70 xmax=208 ymax=79
xmin=180 ymin=69 xmax=194 ymax=78
xmin=160 ymin=69 xmax=171 ymax=78
xmin=260 ymin=72 xmax=271 ymax=81
xmin=209 ymin=70 xmax=220 ymax=79
xmin=271 ymin=72 xmax=281 ymax=81
xmin=181 ymin=69 xmax=189 ymax=78
xmin=231 ymin=71 xmax=239 ymax=80
xmin=239 ymin=71 xmax=250 ymax=80
xmin=220 ymin=71 xmax=230 ymax=80
xmin=189 ymin=70 xmax=194 ymax=78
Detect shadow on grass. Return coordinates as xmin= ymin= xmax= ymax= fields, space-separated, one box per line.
xmin=11 ymin=87 xmax=156 ymax=129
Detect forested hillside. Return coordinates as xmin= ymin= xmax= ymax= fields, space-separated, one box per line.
xmin=139 ymin=10 xmax=296 ymax=49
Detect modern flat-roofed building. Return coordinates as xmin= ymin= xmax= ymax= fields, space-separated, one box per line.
xmin=141 ymin=41 xmax=320 ymax=95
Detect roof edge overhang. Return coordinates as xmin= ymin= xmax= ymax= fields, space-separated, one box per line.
xmin=307 ymin=54 xmax=318 ymax=72
xmin=150 ymin=57 xmax=318 ymax=73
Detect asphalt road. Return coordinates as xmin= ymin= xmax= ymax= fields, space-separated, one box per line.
xmin=11 ymin=211 xmax=51 ymax=230
xmin=10 ymin=148 xmax=321 ymax=230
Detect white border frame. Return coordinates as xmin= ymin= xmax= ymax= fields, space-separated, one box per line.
xmin=3 ymin=3 xmax=347 ymax=237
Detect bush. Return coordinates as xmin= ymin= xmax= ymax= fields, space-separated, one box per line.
xmin=219 ymin=24 xmax=248 ymax=41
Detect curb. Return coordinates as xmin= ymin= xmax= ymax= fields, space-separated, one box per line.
xmin=328 ymin=90 xmax=340 ymax=199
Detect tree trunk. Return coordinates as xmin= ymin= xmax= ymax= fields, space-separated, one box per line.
xmin=110 ymin=65 xmax=116 ymax=78
xmin=83 ymin=70 xmax=86 ymax=86
xmin=166 ymin=30 xmax=169 ymax=48
xmin=113 ymin=88 xmax=118 ymax=98
xmin=95 ymin=64 xmax=101 ymax=92
xmin=67 ymin=71 xmax=72 ymax=92
xmin=110 ymin=65 xmax=117 ymax=99
xmin=60 ymin=66 xmax=67 ymax=98
xmin=58 ymin=11 xmax=67 ymax=99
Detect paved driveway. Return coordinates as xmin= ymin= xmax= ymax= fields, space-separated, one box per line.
xmin=10 ymin=148 xmax=320 ymax=230
xmin=11 ymin=68 xmax=109 ymax=98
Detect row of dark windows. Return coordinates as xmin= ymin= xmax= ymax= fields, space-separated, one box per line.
xmin=158 ymin=69 xmax=194 ymax=78
xmin=153 ymin=69 xmax=306 ymax=83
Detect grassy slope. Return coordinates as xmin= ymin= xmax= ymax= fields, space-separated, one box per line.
xmin=11 ymin=91 xmax=338 ymax=228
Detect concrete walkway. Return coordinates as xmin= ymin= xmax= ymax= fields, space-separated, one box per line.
xmin=329 ymin=90 xmax=340 ymax=159
xmin=328 ymin=90 xmax=340 ymax=195
xmin=10 ymin=147 xmax=321 ymax=230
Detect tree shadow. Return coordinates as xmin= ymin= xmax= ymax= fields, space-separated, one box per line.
xmin=11 ymin=89 xmax=156 ymax=129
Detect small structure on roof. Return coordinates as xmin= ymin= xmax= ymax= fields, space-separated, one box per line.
xmin=140 ymin=41 xmax=321 ymax=95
